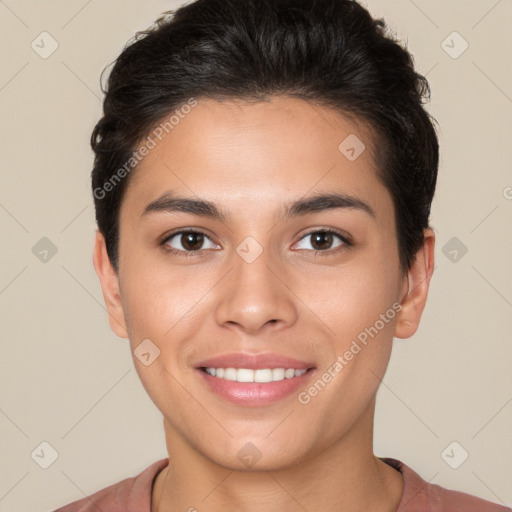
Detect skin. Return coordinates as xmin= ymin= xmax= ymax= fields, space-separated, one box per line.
xmin=93 ymin=96 xmax=435 ymax=512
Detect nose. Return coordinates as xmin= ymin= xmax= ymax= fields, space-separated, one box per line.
xmin=214 ymin=243 xmax=298 ymax=335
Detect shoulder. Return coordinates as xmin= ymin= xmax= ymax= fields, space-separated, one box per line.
xmin=380 ymin=457 xmax=511 ymax=512
xmin=52 ymin=458 xmax=169 ymax=512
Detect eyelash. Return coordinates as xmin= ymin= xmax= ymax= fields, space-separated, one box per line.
xmin=160 ymin=228 xmax=353 ymax=258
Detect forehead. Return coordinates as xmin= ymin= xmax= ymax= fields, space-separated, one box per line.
xmin=121 ymin=96 xmax=394 ymax=229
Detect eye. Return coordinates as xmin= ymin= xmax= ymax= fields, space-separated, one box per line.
xmin=162 ymin=229 xmax=219 ymax=255
xmin=293 ymin=229 xmax=352 ymax=253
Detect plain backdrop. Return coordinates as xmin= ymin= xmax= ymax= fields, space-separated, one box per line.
xmin=0 ymin=1 xmax=511 ymax=511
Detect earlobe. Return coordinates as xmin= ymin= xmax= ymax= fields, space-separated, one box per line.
xmin=394 ymin=228 xmax=435 ymax=339
xmin=92 ymin=230 xmax=129 ymax=339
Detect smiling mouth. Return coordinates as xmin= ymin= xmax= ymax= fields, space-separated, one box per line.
xmin=199 ymin=367 xmax=314 ymax=383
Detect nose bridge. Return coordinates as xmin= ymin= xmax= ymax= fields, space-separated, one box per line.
xmin=214 ymin=237 xmax=297 ymax=332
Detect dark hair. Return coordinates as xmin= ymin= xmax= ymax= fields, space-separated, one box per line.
xmin=91 ymin=0 xmax=438 ymax=274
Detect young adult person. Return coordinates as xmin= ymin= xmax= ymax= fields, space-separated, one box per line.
xmin=54 ymin=0 xmax=510 ymax=510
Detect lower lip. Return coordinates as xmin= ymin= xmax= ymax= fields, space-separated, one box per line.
xmin=196 ymin=368 xmax=315 ymax=407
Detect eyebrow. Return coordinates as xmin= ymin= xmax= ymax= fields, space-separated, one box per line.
xmin=141 ymin=191 xmax=376 ymax=222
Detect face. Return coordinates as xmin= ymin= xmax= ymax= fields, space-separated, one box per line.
xmin=95 ymin=96 xmax=433 ymax=471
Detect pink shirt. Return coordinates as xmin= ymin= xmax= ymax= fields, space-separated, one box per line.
xmin=53 ymin=457 xmax=511 ymax=511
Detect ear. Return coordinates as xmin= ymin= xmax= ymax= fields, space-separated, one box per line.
xmin=92 ymin=230 xmax=128 ymax=339
xmin=394 ymin=228 xmax=435 ymax=339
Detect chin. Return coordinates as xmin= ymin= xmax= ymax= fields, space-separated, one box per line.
xmin=199 ymin=435 xmax=316 ymax=472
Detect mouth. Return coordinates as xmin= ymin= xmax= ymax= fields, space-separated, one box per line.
xmin=199 ymin=366 xmax=312 ymax=382
xmin=193 ymin=352 xmax=316 ymax=407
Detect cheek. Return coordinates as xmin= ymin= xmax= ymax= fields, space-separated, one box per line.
xmin=118 ymin=243 xmax=196 ymax=337
xmin=304 ymin=258 xmax=398 ymax=337
xmin=300 ymin=251 xmax=400 ymax=394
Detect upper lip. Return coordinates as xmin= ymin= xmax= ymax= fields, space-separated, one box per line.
xmin=195 ymin=352 xmax=315 ymax=370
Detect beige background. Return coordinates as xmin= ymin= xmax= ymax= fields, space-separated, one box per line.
xmin=0 ymin=1 xmax=511 ymax=511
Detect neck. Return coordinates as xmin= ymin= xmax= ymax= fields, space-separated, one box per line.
xmin=152 ymin=398 xmax=403 ymax=512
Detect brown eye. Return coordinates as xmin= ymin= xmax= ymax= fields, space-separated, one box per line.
xmin=294 ymin=229 xmax=351 ymax=253
xmin=163 ymin=230 xmax=219 ymax=253
xmin=310 ymin=231 xmax=335 ymax=250
xmin=180 ymin=232 xmax=204 ymax=251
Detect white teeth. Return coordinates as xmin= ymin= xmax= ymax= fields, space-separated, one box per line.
xmin=237 ymin=369 xmax=254 ymax=382
xmin=272 ymin=368 xmax=285 ymax=381
xmin=255 ymin=369 xmax=273 ymax=382
xmin=224 ymin=368 xmax=237 ymax=381
xmin=204 ymin=367 xmax=308 ymax=383
xmin=284 ymin=368 xmax=295 ymax=379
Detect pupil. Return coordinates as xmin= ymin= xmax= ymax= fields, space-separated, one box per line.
xmin=182 ymin=233 xmax=203 ymax=251
xmin=312 ymin=231 xmax=332 ymax=250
